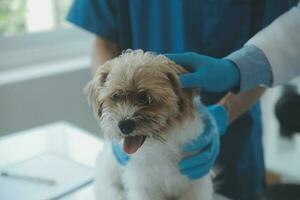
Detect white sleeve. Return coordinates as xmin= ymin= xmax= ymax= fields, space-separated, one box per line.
xmin=246 ymin=1 xmax=300 ymax=86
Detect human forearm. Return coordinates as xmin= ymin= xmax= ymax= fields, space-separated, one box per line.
xmin=91 ymin=37 xmax=120 ymax=72
xmin=245 ymin=3 xmax=300 ymax=86
xmin=227 ymin=45 xmax=272 ymax=93
xmin=218 ymin=87 xmax=266 ymax=123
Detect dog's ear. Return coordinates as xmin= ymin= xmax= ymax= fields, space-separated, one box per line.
xmin=84 ymin=63 xmax=111 ymax=118
xmin=164 ymin=63 xmax=195 ymax=117
xmin=84 ymin=78 xmax=101 ymax=117
xmin=94 ymin=62 xmax=112 ymax=87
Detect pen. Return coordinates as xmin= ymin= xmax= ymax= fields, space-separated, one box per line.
xmin=1 ymin=171 xmax=57 ymax=186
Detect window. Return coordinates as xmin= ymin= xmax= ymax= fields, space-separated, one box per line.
xmin=0 ymin=0 xmax=93 ymax=71
xmin=0 ymin=0 xmax=72 ymax=37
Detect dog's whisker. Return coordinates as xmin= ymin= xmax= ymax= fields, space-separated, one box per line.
xmin=151 ymin=132 xmax=166 ymax=143
xmin=154 ymin=133 xmax=166 ymax=142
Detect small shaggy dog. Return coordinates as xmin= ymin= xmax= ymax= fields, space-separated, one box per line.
xmin=85 ymin=50 xmax=214 ymax=200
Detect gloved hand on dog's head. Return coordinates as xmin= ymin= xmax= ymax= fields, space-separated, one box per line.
xmin=111 ymin=104 xmax=228 ymax=180
xmin=165 ymin=52 xmax=240 ymax=92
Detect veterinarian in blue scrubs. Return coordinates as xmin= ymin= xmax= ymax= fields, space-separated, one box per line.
xmin=67 ymin=1 xmax=298 ymax=199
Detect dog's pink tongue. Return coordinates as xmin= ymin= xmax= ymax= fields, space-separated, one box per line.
xmin=123 ymin=136 xmax=144 ymax=154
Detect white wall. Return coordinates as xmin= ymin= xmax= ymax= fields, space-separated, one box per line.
xmin=0 ymin=58 xmax=101 ymax=137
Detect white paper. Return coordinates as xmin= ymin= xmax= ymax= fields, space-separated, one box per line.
xmin=0 ymin=153 xmax=94 ymax=200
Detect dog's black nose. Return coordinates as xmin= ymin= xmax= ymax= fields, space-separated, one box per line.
xmin=118 ymin=119 xmax=136 ymax=135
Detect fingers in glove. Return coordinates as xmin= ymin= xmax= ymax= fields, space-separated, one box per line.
xmin=179 ymin=149 xmax=211 ymax=173
xmin=179 ymin=73 xmax=207 ymax=89
xmin=186 ymin=147 xmax=219 ymax=179
xmin=182 ymin=124 xmax=216 ymax=152
xmin=164 ymin=53 xmax=198 ymax=72
xmin=112 ymin=143 xmax=129 ymax=166
xmin=179 ymin=138 xmax=219 ymax=175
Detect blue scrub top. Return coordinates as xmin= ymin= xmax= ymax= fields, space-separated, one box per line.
xmin=67 ymin=1 xmax=297 ymax=199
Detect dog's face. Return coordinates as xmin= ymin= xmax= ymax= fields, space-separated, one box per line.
xmin=85 ymin=50 xmax=196 ymax=154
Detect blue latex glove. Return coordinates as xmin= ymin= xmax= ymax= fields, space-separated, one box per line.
xmin=179 ymin=105 xmax=228 ymax=180
xmin=165 ymin=52 xmax=240 ymax=92
xmin=112 ymin=142 xmax=129 ymax=166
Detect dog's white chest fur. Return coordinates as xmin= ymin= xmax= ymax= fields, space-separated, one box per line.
xmin=95 ymin=118 xmax=214 ymax=200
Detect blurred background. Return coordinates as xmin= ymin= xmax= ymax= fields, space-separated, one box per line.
xmin=0 ymin=0 xmax=99 ymax=136
xmin=0 ymin=1 xmax=101 ymax=199
xmin=0 ymin=0 xmax=300 ymax=200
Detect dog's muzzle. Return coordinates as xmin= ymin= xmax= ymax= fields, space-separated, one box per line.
xmin=118 ymin=119 xmax=136 ymax=135
xmin=118 ymin=119 xmax=146 ymax=155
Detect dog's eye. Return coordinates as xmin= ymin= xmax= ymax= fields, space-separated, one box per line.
xmin=97 ymin=107 xmax=102 ymax=117
xmin=111 ymin=93 xmax=121 ymax=102
xmin=137 ymin=92 xmax=152 ymax=106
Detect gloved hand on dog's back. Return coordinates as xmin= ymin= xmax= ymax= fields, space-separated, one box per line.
xmin=165 ymin=52 xmax=240 ymax=92
xmin=112 ymin=104 xmax=228 ymax=180
xmin=179 ymin=105 xmax=228 ymax=179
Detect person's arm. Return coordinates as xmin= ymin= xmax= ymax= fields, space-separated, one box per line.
xmin=219 ymin=87 xmax=266 ymax=123
xmin=66 ymin=0 xmax=120 ymax=72
xmin=91 ymin=36 xmax=120 ymax=72
xmin=228 ymin=2 xmax=300 ymax=91
xmin=166 ymin=2 xmax=300 ymax=94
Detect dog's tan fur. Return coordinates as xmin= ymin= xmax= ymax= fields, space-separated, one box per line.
xmin=85 ymin=50 xmax=196 ymax=140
